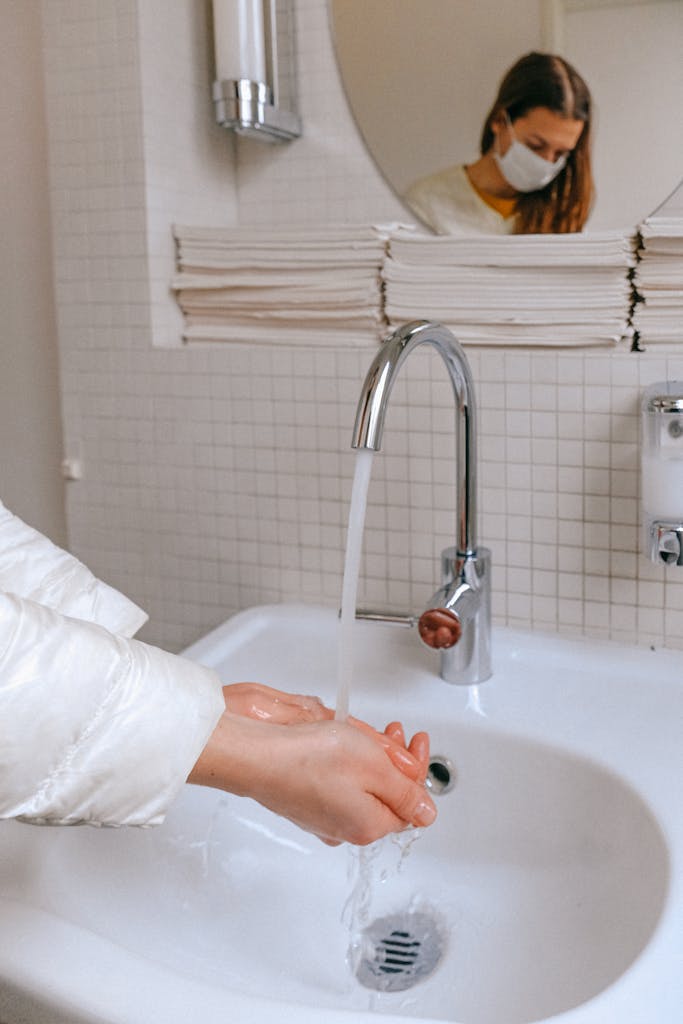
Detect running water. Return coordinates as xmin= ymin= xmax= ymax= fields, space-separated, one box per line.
xmin=335 ymin=451 xmax=430 ymax=979
xmin=335 ymin=449 xmax=375 ymax=721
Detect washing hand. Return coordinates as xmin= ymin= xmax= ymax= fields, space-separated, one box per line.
xmin=222 ymin=682 xmax=430 ymax=783
xmin=189 ymin=685 xmax=436 ymax=846
xmin=223 ymin=682 xmax=331 ymax=723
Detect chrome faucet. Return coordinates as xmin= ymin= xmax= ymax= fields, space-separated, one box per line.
xmin=352 ymin=320 xmax=492 ymax=685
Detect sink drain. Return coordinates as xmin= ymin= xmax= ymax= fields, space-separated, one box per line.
xmin=354 ymin=911 xmax=446 ymax=992
xmin=425 ymin=755 xmax=456 ymax=795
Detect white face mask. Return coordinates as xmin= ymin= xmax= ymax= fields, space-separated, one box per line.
xmin=493 ymin=114 xmax=567 ymax=193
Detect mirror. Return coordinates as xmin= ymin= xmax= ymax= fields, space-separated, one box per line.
xmin=330 ymin=0 xmax=683 ymax=233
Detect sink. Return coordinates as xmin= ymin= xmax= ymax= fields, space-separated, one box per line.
xmin=0 ymin=604 xmax=680 ymax=1024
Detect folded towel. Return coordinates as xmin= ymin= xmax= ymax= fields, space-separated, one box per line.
xmin=383 ymin=229 xmax=636 ymax=348
xmin=632 ymin=207 xmax=683 ymax=347
xmin=172 ymin=224 xmax=388 ymax=346
xmin=172 ymin=224 xmax=638 ymax=350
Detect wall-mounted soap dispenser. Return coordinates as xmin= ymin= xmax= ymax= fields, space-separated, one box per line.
xmin=642 ymin=382 xmax=683 ymax=565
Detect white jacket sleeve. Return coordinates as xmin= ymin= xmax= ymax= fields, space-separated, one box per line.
xmin=0 ymin=500 xmax=147 ymax=637
xmin=0 ymin=593 xmax=225 ymax=827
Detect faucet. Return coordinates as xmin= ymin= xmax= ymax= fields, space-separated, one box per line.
xmin=351 ymin=320 xmax=492 ymax=686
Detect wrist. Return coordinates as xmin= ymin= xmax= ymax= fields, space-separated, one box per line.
xmin=187 ymin=710 xmax=256 ymax=796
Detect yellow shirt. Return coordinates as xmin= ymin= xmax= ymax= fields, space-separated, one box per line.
xmin=469 ymin=178 xmax=517 ymax=219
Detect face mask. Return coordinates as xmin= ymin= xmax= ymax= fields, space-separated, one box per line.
xmin=493 ymin=114 xmax=567 ymax=193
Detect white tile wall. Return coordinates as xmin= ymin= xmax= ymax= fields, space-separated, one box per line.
xmin=136 ymin=0 xmax=238 ymax=346
xmin=40 ymin=0 xmax=683 ymax=655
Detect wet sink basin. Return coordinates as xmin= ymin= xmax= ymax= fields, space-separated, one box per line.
xmin=0 ymin=604 xmax=680 ymax=1024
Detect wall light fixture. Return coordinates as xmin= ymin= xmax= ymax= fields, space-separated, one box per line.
xmin=212 ymin=0 xmax=301 ymax=143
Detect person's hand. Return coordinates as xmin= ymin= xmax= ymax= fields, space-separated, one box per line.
xmin=187 ymin=710 xmax=437 ymax=847
xmin=223 ymin=682 xmax=331 ymax=723
xmin=381 ymin=720 xmax=430 ymax=784
xmin=221 ymin=684 xmax=429 ymax=783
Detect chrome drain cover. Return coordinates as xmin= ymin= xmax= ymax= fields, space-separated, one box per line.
xmin=355 ymin=911 xmax=446 ymax=992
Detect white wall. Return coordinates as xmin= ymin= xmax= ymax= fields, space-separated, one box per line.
xmin=34 ymin=0 xmax=683 ymax=654
xmin=0 ymin=0 xmax=65 ymax=543
xmin=563 ymin=0 xmax=683 ymax=228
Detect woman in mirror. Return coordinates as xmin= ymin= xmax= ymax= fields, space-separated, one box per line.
xmin=404 ymin=51 xmax=594 ymax=236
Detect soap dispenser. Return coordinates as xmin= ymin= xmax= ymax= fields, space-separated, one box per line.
xmin=642 ymin=381 xmax=683 ymax=565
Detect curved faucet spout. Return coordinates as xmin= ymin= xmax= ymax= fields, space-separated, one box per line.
xmin=351 ymin=320 xmax=492 ymax=685
xmin=352 ymin=320 xmax=477 ymax=558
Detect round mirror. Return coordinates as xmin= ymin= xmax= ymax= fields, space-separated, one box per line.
xmin=330 ymin=0 xmax=683 ymax=234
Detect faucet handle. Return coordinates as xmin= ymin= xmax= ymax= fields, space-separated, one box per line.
xmin=422 ymin=547 xmax=492 ymax=685
xmin=418 ymin=562 xmax=482 ymax=652
xmin=418 ymin=607 xmax=462 ymax=649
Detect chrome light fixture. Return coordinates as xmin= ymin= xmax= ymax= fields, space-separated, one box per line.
xmin=212 ymin=0 xmax=301 ymax=143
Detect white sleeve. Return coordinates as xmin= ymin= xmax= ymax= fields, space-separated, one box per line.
xmin=0 ymin=593 xmax=225 ymax=827
xmin=0 ymin=499 xmax=147 ymax=638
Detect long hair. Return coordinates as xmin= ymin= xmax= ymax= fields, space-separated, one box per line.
xmin=480 ymin=52 xmax=594 ymax=234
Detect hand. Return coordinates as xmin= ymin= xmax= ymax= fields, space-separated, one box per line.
xmin=223 ymin=682 xmax=332 ymax=724
xmin=187 ymin=710 xmax=437 ymax=847
xmin=221 ymin=684 xmax=429 ymax=783
xmin=381 ymin=720 xmax=430 ymax=784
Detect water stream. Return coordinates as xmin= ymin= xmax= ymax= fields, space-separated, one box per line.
xmin=334 ymin=448 xmax=431 ymax=982
xmin=335 ymin=448 xmax=375 ymax=721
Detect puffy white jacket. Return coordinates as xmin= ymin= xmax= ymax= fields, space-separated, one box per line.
xmin=0 ymin=500 xmax=224 ymax=827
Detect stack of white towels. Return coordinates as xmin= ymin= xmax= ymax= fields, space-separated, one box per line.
xmin=633 ymin=208 xmax=683 ymax=347
xmin=172 ymin=224 xmax=387 ymax=345
xmin=382 ymin=229 xmax=636 ymax=348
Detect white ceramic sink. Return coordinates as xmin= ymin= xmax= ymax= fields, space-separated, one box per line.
xmin=0 ymin=604 xmax=680 ymax=1024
